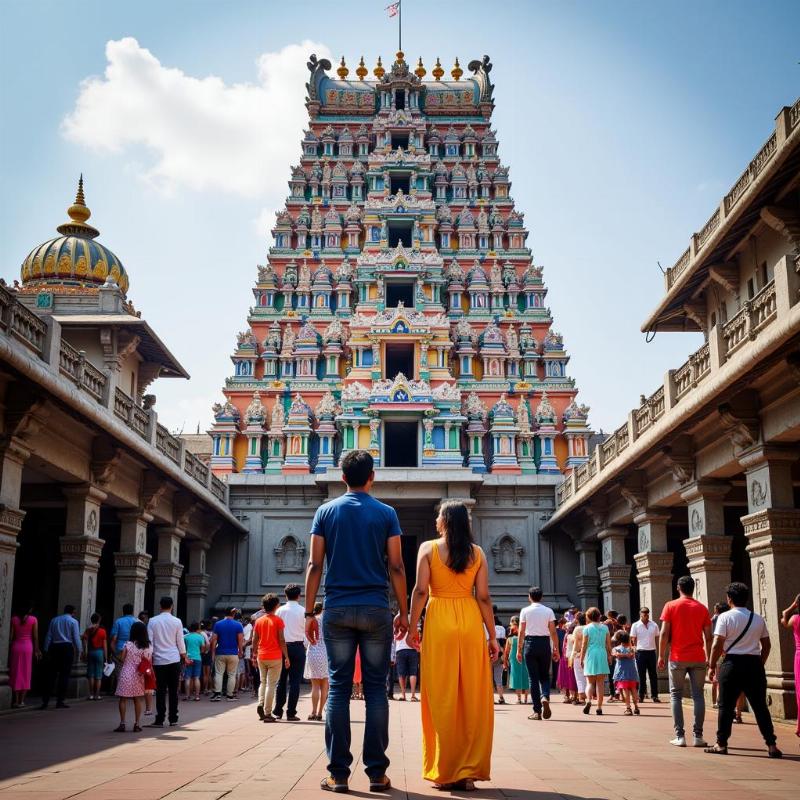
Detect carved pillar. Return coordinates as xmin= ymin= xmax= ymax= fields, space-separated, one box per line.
xmin=633 ymin=511 xmax=674 ymax=620
xmin=0 ymin=437 xmax=30 ymax=708
xmin=680 ymin=481 xmax=732 ymax=612
xmin=185 ymin=540 xmax=210 ymax=623
xmin=152 ymin=526 xmax=185 ymax=608
xmin=597 ymin=527 xmax=631 ymax=617
xmin=113 ymin=512 xmax=153 ymax=618
xmin=59 ymin=485 xmax=107 ymax=629
xmin=574 ymin=540 xmax=600 ymax=609
xmin=739 ymin=445 xmax=799 ymax=720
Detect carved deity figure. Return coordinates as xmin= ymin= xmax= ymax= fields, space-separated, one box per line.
xmin=271 ymin=401 xmax=285 ymax=430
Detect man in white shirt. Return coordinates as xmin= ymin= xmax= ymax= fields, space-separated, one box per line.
xmin=272 ymin=584 xmax=307 ymax=721
xmin=515 ymin=587 xmax=559 ymax=721
xmin=146 ymin=596 xmax=186 ymax=727
xmin=706 ymin=582 xmax=781 ymax=757
xmin=630 ymin=607 xmax=661 ymax=703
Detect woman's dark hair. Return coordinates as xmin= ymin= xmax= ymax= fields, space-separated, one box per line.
xmin=13 ymin=603 xmax=32 ymax=623
xmin=189 ymin=621 xmax=200 ymax=632
xmin=129 ymin=621 xmax=150 ymax=650
xmin=576 ymin=612 xmax=587 ymax=626
xmin=617 ymin=631 xmax=631 ymax=645
xmin=90 ymin=612 xmax=100 ymax=625
xmin=262 ymin=593 xmax=280 ymax=613
xmin=438 ymin=500 xmax=474 ymax=573
xmin=493 ymin=614 xmax=501 ymax=626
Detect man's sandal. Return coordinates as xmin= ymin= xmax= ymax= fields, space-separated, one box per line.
xmin=369 ymin=776 xmax=391 ymax=792
xmin=452 ymin=779 xmax=476 ymax=791
xmin=704 ymin=744 xmax=728 ymax=755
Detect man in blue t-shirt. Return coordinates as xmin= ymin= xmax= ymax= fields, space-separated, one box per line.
xmin=210 ymin=608 xmax=244 ymax=701
xmin=305 ymin=450 xmax=408 ymax=794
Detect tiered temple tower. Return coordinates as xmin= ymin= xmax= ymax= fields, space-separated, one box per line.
xmin=211 ymin=52 xmax=590 ymax=477
xmin=208 ymin=52 xmax=592 ymax=611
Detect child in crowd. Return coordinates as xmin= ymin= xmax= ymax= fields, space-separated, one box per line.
xmin=612 ymin=631 xmax=640 ymax=716
xmin=183 ymin=622 xmax=206 ymax=701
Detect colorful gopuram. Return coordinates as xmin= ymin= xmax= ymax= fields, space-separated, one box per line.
xmin=208 ymin=52 xmax=592 ymax=611
xmin=211 ymin=52 xmax=590 ymax=478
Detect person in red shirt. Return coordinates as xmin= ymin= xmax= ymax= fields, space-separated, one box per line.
xmin=658 ymin=575 xmax=712 ymax=749
xmin=251 ymin=594 xmax=289 ymax=723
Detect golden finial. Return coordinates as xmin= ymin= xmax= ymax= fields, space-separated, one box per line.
xmin=451 ymin=57 xmax=463 ymax=81
xmin=374 ymin=56 xmax=385 ymax=79
xmin=415 ymin=57 xmax=426 ymax=79
xmin=432 ymin=57 xmax=444 ymax=81
xmin=337 ymin=56 xmax=349 ymax=79
xmin=68 ymin=174 xmax=91 ymax=225
xmin=57 ymin=174 xmax=99 ymax=238
xmin=356 ymin=56 xmax=368 ymax=81
xmin=396 ymin=50 xmax=405 ymax=63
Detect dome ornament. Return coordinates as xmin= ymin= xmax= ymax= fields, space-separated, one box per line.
xmin=451 ymin=57 xmax=463 ymax=81
xmin=57 ymin=174 xmax=99 ymax=239
xmin=356 ymin=56 xmax=368 ymax=81
xmin=432 ymin=57 xmax=444 ymax=81
xmin=374 ymin=56 xmax=385 ymax=80
xmin=337 ymin=56 xmax=349 ymax=79
xmin=415 ymin=57 xmax=426 ymax=79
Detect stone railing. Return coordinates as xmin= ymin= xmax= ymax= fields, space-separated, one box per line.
xmin=665 ymin=99 xmax=799 ymax=291
xmin=0 ymin=282 xmax=226 ymax=507
xmin=558 ymin=271 xmax=793 ymax=510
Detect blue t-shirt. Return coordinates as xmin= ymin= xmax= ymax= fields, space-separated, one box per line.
xmin=110 ymin=615 xmax=137 ymax=654
xmin=184 ymin=632 xmax=205 ymax=662
xmin=213 ymin=618 xmax=244 ymax=655
xmin=310 ymin=491 xmax=402 ymax=608
xmin=613 ymin=646 xmax=639 ymax=682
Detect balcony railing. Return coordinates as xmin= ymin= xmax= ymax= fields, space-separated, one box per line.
xmin=0 ymin=282 xmax=224 ymax=506
xmin=665 ymin=100 xmax=799 ymax=292
xmin=558 ymin=272 xmax=793 ymax=511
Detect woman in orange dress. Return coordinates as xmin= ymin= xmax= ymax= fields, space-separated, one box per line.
xmin=407 ymin=500 xmax=499 ymax=791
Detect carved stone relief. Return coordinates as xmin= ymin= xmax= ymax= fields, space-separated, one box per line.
xmin=750 ymin=480 xmax=768 ymax=509
xmin=274 ymin=535 xmax=306 ymax=573
xmin=638 ymin=529 xmax=650 ymax=553
xmin=690 ymin=509 xmax=703 ymax=534
xmin=757 ymin=561 xmax=768 ymax=619
xmin=491 ymin=534 xmax=524 ymax=573
xmin=87 ymin=509 xmax=98 ymax=536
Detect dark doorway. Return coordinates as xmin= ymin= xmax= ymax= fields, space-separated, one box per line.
xmin=388 ymin=221 xmax=412 ymax=247
xmin=384 ymin=421 xmax=418 ymax=467
xmin=391 ymin=174 xmax=410 ymax=194
xmin=386 ymin=281 xmax=414 ymax=308
xmin=394 ymin=91 xmax=406 ymax=111
xmin=385 ymin=342 xmax=414 ymax=379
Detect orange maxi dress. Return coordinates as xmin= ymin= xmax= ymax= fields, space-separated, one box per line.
xmin=420 ymin=544 xmax=493 ymax=784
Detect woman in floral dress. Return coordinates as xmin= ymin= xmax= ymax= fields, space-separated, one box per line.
xmin=114 ymin=621 xmax=152 ymax=732
xmin=304 ymin=602 xmax=328 ymax=720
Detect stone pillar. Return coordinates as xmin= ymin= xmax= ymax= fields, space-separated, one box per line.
xmin=633 ymin=512 xmax=674 ymax=620
xmin=152 ymin=526 xmax=185 ymax=609
xmin=59 ymin=485 xmax=107 ymax=629
xmin=113 ymin=512 xmax=153 ymax=618
xmin=0 ymin=437 xmax=30 ymax=709
xmin=740 ymin=445 xmax=799 ymax=720
xmin=185 ymin=540 xmax=210 ymax=623
xmin=680 ymin=481 xmax=732 ymax=611
xmin=597 ymin=527 xmax=631 ymax=617
xmin=574 ymin=540 xmax=600 ymax=609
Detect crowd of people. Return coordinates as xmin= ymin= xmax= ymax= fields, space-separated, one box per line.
xmin=6 ymin=447 xmax=799 ymax=792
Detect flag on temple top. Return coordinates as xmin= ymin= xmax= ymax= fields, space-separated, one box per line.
xmin=386 ymin=2 xmax=399 ymax=17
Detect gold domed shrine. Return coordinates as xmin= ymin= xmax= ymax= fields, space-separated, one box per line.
xmin=20 ymin=177 xmax=130 ymax=295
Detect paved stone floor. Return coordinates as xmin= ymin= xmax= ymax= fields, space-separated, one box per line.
xmin=0 ymin=692 xmax=798 ymax=799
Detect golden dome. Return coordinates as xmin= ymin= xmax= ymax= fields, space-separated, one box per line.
xmin=20 ymin=176 xmax=130 ymax=295
xmin=432 ymin=58 xmax=444 ymax=81
xmin=356 ymin=56 xmax=368 ymax=81
xmin=415 ymin=57 xmax=426 ymax=79
xmin=337 ymin=56 xmax=349 ymax=79
xmin=451 ymin=58 xmax=463 ymax=81
xmin=374 ymin=56 xmax=385 ymax=80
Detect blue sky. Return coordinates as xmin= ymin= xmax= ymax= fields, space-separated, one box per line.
xmin=1 ymin=0 xmax=798 ymax=434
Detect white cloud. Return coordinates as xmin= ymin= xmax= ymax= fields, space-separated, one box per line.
xmin=62 ymin=37 xmax=331 ymax=199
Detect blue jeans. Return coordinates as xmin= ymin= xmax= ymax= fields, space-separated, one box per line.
xmin=668 ymin=661 xmax=706 ymax=738
xmin=323 ymin=606 xmax=393 ymax=781
xmin=523 ymin=636 xmax=552 ymax=713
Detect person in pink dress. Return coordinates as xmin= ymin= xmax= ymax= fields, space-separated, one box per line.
xmin=114 ymin=621 xmax=153 ymax=733
xmin=9 ymin=604 xmax=40 ymax=708
xmin=780 ymin=593 xmax=800 ymax=741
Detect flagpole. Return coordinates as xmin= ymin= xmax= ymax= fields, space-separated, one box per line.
xmin=398 ymin=0 xmax=402 ymax=52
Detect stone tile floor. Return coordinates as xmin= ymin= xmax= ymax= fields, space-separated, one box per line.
xmin=0 ymin=692 xmax=797 ymax=799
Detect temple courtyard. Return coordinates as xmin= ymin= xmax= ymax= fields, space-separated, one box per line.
xmin=0 ymin=693 xmax=797 ymax=800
